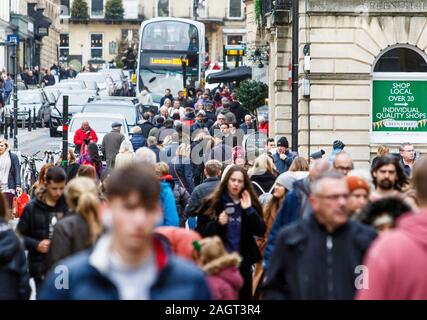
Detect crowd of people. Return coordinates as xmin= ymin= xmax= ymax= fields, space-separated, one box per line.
xmin=1 ymin=83 xmax=427 ymax=300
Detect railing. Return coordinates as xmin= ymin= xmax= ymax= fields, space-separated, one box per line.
xmin=261 ymin=0 xmax=292 ymax=26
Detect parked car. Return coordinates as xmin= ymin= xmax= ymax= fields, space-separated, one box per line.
xmin=58 ymin=79 xmax=87 ymax=89
xmin=100 ymin=69 xmax=129 ymax=96
xmin=5 ymin=89 xmax=51 ymax=126
xmin=76 ymin=72 xmax=115 ymax=96
xmin=64 ymin=112 xmax=130 ymax=154
xmin=53 ymin=82 xmax=86 ymax=90
xmin=49 ymin=90 xmax=98 ymax=137
xmin=41 ymin=87 xmax=61 ymax=105
xmin=81 ymin=100 xmax=142 ymax=129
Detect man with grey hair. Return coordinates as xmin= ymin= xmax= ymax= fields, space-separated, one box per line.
xmin=134 ymin=147 xmax=179 ymax=227
xmin=399 ymin=142 xmax=416 ymax=177
xmin=135 ymin=147 xmax=157 ymax=165
xmin=333 ymin=151 xmax=354 ymax=176
xmin=264 ymin=159 xmax=333 ymax=269
xmin=263 ymin=171 xmax=377 ymax=300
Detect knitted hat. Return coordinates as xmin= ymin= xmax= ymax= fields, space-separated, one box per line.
xmin=275 ymin=171 xmax=297 ymax=192
xmin=346 ymin=176 xmax=369 ymax=193
xmin=277 ymin=137 xmax=289 ymax=148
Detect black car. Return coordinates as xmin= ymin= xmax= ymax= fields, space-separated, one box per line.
xmin=49 ymin=90 xmax=97 ymax=137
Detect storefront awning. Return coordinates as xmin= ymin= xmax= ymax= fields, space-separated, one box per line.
xmin=206 ymin=66 xmax=252 ymax=84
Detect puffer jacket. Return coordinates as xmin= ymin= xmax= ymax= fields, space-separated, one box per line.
xmin=0 ymin=219 xmax=31 ymax=300
xmin=17 ymin=187 xmax=70 ymax=278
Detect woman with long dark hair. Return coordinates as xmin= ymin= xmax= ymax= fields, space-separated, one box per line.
xmin=77 ymin=142 xmax=103 ymax=180
xmin=196 ymin=165 xmax=266 ymax=300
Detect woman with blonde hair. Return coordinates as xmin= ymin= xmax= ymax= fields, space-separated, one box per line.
xmin=114 ymin=140 xmax=135 ymax=169
xmin=248 ymin=154 xmax=277 ymax=197
xmin=47 ymin=177 xmax=103 ymax=269
xmin=289 ymin=156 xmax=309 ymax=172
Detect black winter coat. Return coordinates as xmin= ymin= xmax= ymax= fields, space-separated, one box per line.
xmin=250 ymin=171 xmax=277 ymax=197
xmin=173 ymin=184 xmax=191 ymax=227
xmin=186 ymin=177 xmax=220 ymax=217
xmin=0 ymin=219 xmax=31 ymax=300
xmin=262 ymin=214 xmax=377 ymax=300
xmin=139 ymin=121 xmax=155 ymax=139
xmin=17 ymin=191 xmax=70 ymax=278
xmin=196 ymin=193 xmax=266 ymax=266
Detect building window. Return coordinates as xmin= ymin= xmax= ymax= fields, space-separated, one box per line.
xmin=157 ymin=0 xmax=169 ymax=17
xmin=228 ymin=0 xmax=243 ymax=19
xmin=60 ymin=0 xmax=71 ymax=17
xmin=91 ymin=33 xmax=103 ymax=59
xmin=374 ymin=47 xmax=427 ymax=72
xmin=59 ymin=33 xmax=70 ymax=62
xmin=91 ymin=0 xmax=104 ymax=17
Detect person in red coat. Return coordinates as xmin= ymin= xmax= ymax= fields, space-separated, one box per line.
xmin=73 ymin=121 xmax=98 ymax=155
xmin=258 ymin=115 xmax=269 ymax=135
xmin=197 ymin=236 xmax=243 ymax=300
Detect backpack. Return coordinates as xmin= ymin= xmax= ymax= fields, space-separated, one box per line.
xmin=251 ymin=181 xmax=275 ymax=206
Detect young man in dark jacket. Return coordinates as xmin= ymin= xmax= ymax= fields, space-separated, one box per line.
xmin=17 ymin=167 xmax=69 ymax=297
xmin=186 ymin=160 xmax=222 ymax=219
xmin=139 ymin=112 xmax=155 ymax=138
xmin=262 ymin=171 xmax=377 ymax=300
xmin=0 ymin=194 xmax=31 ymax=300
xmin=40 ymin=164 xmax=211 ymax=300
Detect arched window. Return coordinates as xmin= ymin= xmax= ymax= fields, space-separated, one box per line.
xmin=374 ymin=47 xmax=427 ymax=72
xmin=157 ymin=0 xmax=169 ymax=17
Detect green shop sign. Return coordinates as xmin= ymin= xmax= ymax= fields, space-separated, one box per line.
xmin=372 ymin=80 xmax=427 ymax=133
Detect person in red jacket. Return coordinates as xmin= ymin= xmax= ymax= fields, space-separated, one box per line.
xmin=258 ymin=115 xmax=269 ymax=135
xmin=73 ymin=121 xmax=98 ymax=155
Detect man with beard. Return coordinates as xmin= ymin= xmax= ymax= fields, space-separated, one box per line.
xmin=370 ymin=155 xmax=409 ymax=202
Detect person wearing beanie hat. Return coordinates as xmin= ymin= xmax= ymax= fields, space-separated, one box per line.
xmin=346 ymin=175 xmax=370 ymax=219
xmin=272 ymin=137 xmax=296 ymax=174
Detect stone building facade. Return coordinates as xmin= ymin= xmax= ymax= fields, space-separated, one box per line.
xmin=249 ymin=0 xmax=427 ymax=168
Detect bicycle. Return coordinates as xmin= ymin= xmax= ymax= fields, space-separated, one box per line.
xmin=43 ymin=150 xmax=61 ymax=164
xmin=20 ymin=152 xmax=44 ymax=193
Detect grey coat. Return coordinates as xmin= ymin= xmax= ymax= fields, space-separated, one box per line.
xmin=101 ymin=129 xmax=125 ymax=169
